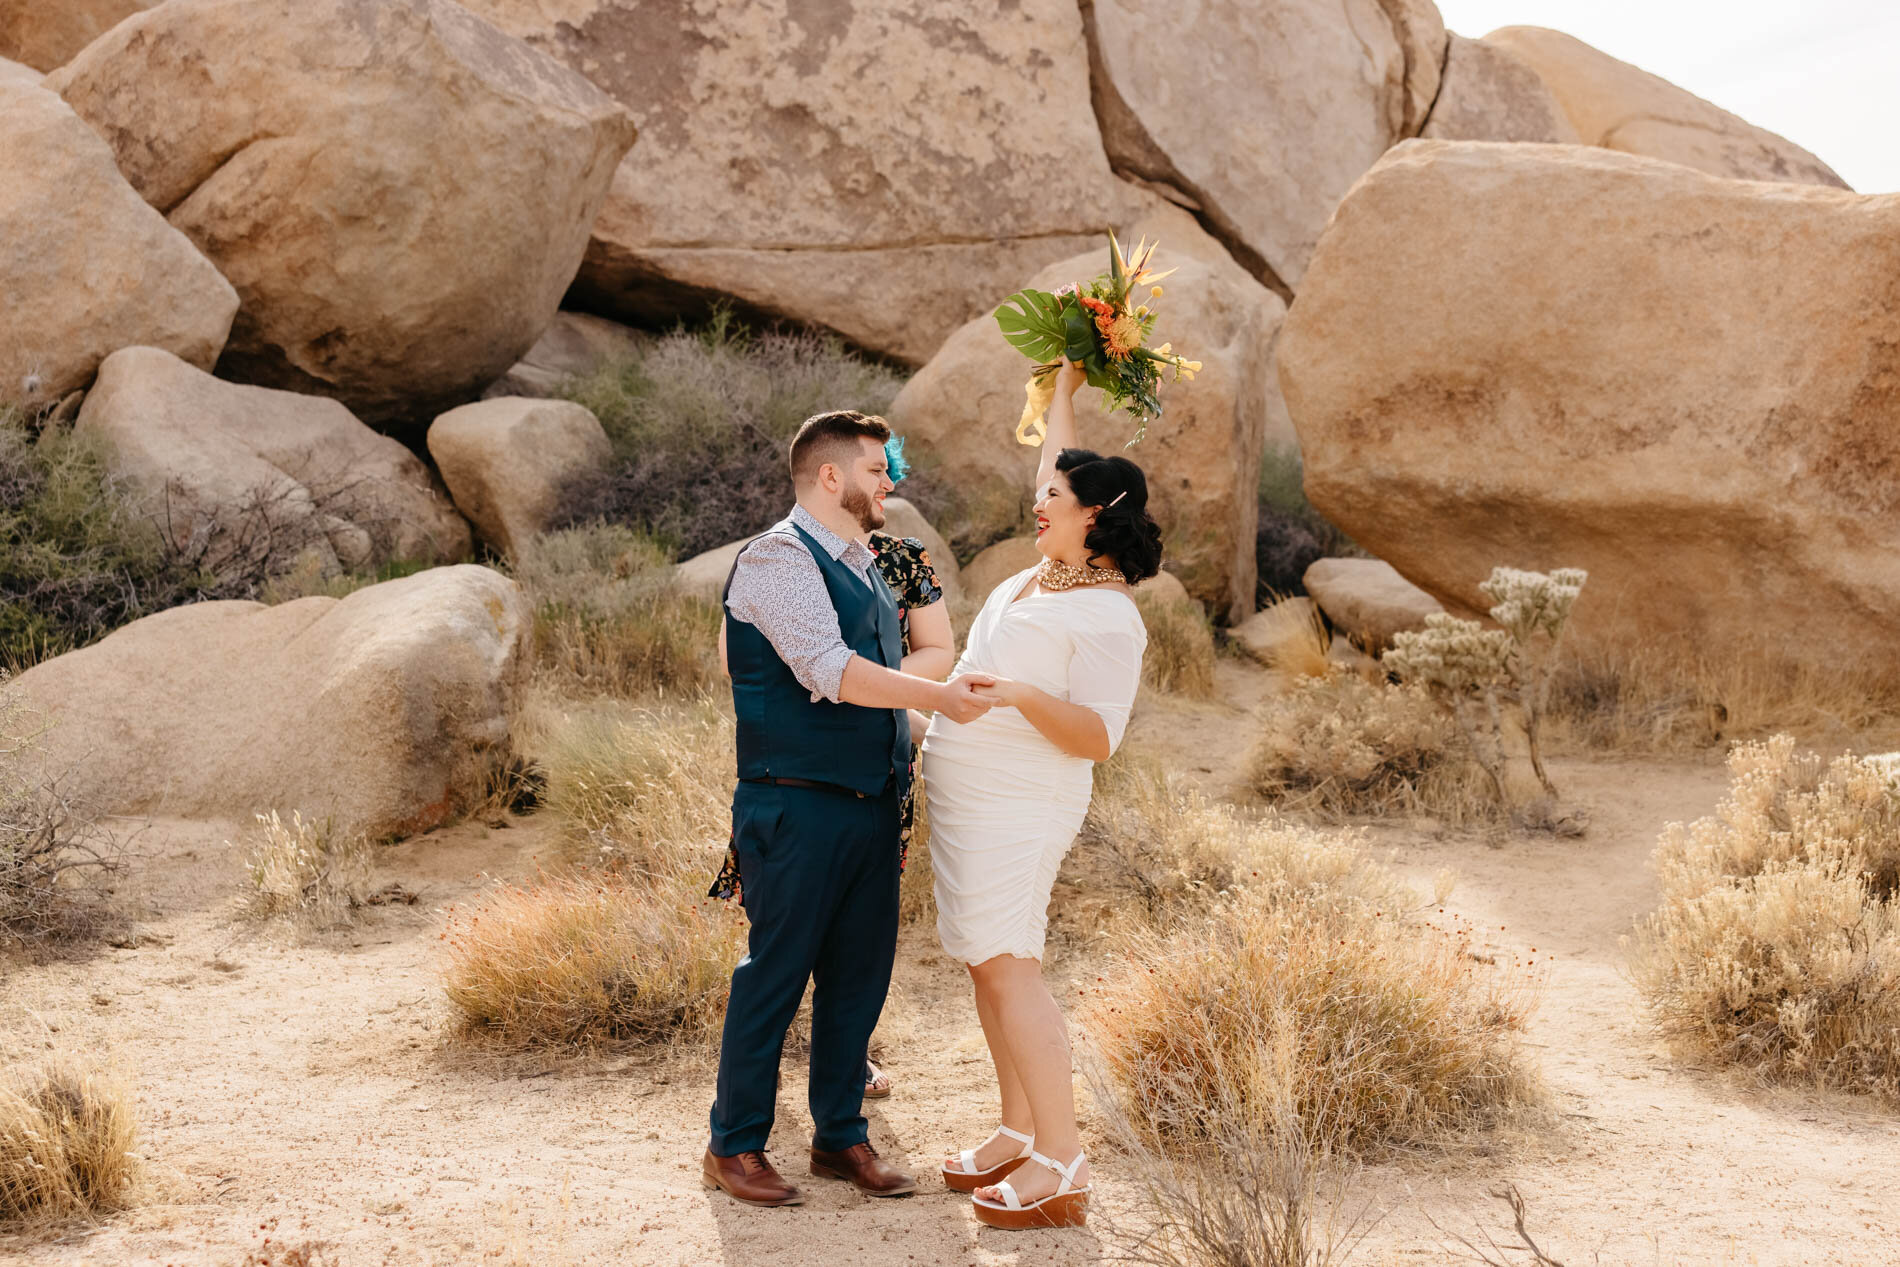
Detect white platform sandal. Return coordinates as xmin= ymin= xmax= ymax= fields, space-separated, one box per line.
xmin=971 ymin=1148 xmax=1089 ymax=1229
xmin=940 ymin=1124 xmax=1033 ymax=1194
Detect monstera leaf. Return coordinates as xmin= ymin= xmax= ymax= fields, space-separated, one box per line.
xmin=994 ymin=289 xmax=1070 ymax=361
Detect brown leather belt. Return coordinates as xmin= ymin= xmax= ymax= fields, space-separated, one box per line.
xmin=743 ymin=776 xmax=868 ymax=799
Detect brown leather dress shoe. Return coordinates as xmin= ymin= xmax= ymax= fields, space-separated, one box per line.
xmin=702 ymin=1148 xmax=804 ymax=1207
xmin=809 ymin=1142 xmax=918 ymax=1197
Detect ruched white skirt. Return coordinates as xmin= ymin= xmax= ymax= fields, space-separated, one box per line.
xmin=923 ymin=746 xmax=1093 ymax=965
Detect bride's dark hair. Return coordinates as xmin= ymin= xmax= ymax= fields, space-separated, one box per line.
xmin=1054 ymin=448 xmax=1164 ymax=584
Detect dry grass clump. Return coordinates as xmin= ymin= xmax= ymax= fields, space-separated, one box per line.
xmin=531 ymin=696 xmax=734 ymax=871
xmin=1630 ymin=735 xmax=1900 ymax=1101
xmin=1247 ymin=669 xmax=1492 ymax=824
xmin=1136 ymin=590 xmax=1216 ymax=699
xmin=442 ymin=697 xmax=746 ymax=1050
xmin=512 ymin=523 xmax=721 ymax=699
xmin=1246 ymin=595 xmax=1334 ymax=679
xmin=1075 ymin=758 xmax=1411 ymax=932
xmin=441 ymin=870 xmax=743 ymax=1051
xmin=1082 ymin=877 xmax=1540 ymax=1159
xmin=1546 ymin=644 xmax=1900 ymax=754
xmin=0 ymin=1059 xmax=137 ymax=1224
xmin=239 ymin=810 xmax=373 ymax=927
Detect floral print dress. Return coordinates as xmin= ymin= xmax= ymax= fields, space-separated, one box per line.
xmin=708 ymin=531 xmax=944 ymax=902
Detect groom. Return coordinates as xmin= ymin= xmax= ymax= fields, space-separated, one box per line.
xmin=703 ymin=409 xmax=995 ymax=1207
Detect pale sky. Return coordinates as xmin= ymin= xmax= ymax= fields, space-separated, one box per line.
xmin=1432 ymin=1 xmax=1900 ymax=192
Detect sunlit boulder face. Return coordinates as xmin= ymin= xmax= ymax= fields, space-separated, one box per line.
xmin=0 ymin=0 xmax=156 ymax=72
xmin=1482 ymin=26 xmax=1849 ymax=188
xmin=47 ymin=0 xmax=638 ymax=429
xmin=1279 ymin=141 xmax=1899 ymax=670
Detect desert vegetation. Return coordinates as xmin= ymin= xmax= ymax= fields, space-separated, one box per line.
xmin=557 ymin=314 xmax=908 ymax=561
xmin=1631 ymin=736 xmax=1900 ymax=1102
xmin=0 ymin=1059 xmax=137 ymax=1226
xmin=238 ymin=810 xmax=373 ymax=928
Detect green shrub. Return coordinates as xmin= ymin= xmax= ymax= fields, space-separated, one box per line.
xmin=555 ymin=312 xmax=908 ymax=559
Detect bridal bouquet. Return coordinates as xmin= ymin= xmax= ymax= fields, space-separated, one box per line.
xmin=994 ymin=232 xmax=1203 ymax=447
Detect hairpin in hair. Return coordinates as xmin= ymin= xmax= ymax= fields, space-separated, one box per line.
xmin=1107 ymin=491 xmax=1127 ymax=508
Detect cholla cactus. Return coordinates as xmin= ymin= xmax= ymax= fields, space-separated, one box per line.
xmin=1385 ymin=566 xmax=1588 ymax=826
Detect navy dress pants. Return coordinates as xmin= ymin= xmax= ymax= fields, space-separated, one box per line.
xmin=709 ymin=780 xmax=902 ymax=1156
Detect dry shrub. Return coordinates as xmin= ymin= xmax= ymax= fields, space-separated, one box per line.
xmin=1137 ymin=591 xmax=1216 ymax=699
xmin=1 ymin=679 xmax=125 ymax=947
xmin=533 ymin=697 xmax=734 ymax=871
xmin=898 ymin=782 xmax=937 ymax=929
xmin=0 ymin=1059 xmax=137 ymax=1224
xmin=1082 ymin=878 xmax=1540 ymax=1160
xmin=1074 ymin=759 xmax=1411 ymax=933
xmin=443 ymin=698 xmax=746 ymax=1050
xmin=441 ymin=870 xmax=743 ymax=1050
xmin=1631 ymin=735 xmax=1900 ymax=1101
xmin=1248 ymin=595 xmax=1332 ymax=678
xmin=512 ymin=523 xmax=721 ymax=699
xmin=1547 ymin=644 xmax=1900 ymax=754
xmin=556 ymin=314 xmax=908 ymax=559
xmin=1247 ymin=670 xmax=1493 ymax=824
xmin=240 ymin=810 xmax=372 ymax=927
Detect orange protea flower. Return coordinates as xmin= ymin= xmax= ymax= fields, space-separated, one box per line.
xmin=1079 ymin=295 xmax=1115 ymax=318
xmin=1098 ymin=311 xmax=1143 ymax=361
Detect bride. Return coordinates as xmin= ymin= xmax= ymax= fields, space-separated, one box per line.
xmin=923 ymin=357 xmax=1161 ymax=1229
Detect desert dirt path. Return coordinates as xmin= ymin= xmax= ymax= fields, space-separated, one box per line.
xmin=5 ymin=668 xmax=1900 ymax=1266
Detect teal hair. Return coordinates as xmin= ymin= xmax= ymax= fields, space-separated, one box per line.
xmin=884 ymin=435 xmax=910 ymax=483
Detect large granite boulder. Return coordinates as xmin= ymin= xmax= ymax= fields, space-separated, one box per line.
xmin=0 ymin=54 xmax=40 ymax=86
xmin=76 ymin=347 xmax=470 ymax=570
xmin=1482 ymin=26 xmax=1847 ymax=187
xmin=891 ymin=246 xmax=1282 ymax=624
xmin=47 ymin=0 xmax=638 ymax=427
xmin=0 ymin=0 xmax=154 ymax=72
xmin=1277 ymin=141 xmax=1899 ymax=670
xmin=1 ymin=81 xmax=236 ymax=409
xmin=453 ymin=0 xmax=1176 ymax=365
xmin=1087 ymin=0 xmax=1446 ymax=294
xmin=4 ymin=566 xmax=532 ymax=838
xmin=428 ymin=397 xmax=613 ymax=557
xmin=1421 ymin=33 xmax=1580 ymax=144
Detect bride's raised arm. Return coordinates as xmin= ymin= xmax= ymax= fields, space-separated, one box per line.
xmin=1036 ymin=358 xmax=1089 ymax=491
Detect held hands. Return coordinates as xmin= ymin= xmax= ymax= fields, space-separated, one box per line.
xmin=971 ymin=677 xmax=1026 ymax=708
xmin=936 ymin=672 xmax=999 ymax=724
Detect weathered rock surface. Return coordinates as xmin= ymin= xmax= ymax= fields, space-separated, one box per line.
xmin=48 ymin=0 xmax=638 ymax=427
xmin=1278 ymin=141 xmax=1899 ymax=669
xmin=1302 ymin=557 xmax=1443 ymax=653
xmin=483 ymin=312 xmax=647 ymax=399
xmin=1088 ymin=0 xmax=1447 ymax=294
xmin=0 ymin=0 xmax=154 ymax=72
xmin=454 ymin=0 xmax=1172 ymax=364
xmin=4 ymin=565 xmax=531 ymax=837
xmin=428 ymin=397 xmax=613 ymax=557
xmin=1482 ymin=26 xmax=1847 ymax=187
xmin=76 ymin=347 xmax=470 ymax=569
xmin=1 ymin=81 xmax=236 ymax=409
xmin=676 ymin=498 xmax=958 ymax=609
xmin=1421 ymin=33 xmax=1579 ymax=144
xmin=0 ymin=54 xmax=41 ymax=85
xmin=892 ymin=247 xmax=1283 ymax=623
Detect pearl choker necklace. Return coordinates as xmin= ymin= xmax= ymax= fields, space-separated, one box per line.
xmin=1037 ymin=557 xmax=1127 ymax=591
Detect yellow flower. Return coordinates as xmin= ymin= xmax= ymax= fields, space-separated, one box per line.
xmin=1151 ymin=286 xmax=1163 ymax=297
xmin=1135 ymin=305 xmax=1150 ymax=317
xmin=1156 ymin=342 xmax=1172 ymax=355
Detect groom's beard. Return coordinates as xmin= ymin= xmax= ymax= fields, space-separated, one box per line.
xmin=841 ymin=484 xmax=885 ymax=534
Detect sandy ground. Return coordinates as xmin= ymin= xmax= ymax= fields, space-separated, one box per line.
xmin=5 ymin=660 xmax=1899 ymax=1267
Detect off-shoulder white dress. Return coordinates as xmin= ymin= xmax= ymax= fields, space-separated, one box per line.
xmin=923 ymin=567 xmax=1147 ymax=965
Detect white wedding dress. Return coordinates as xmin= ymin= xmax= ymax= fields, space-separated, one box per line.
xmin=923 ymin=567 xmax=1147 ymax=965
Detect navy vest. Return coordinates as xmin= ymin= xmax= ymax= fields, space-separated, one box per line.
xmin=724 ymin=518 xmax=910 ymax=798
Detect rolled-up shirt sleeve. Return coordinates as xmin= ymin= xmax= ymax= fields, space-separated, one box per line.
xmin=724 ymin=533 xmax=856 ymax=703
xmin=1068 ymin=613 xmax=1148 ymax=756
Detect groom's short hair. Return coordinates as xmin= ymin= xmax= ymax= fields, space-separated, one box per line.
xmin=790 ymin=410 xmax=891 ymax=486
